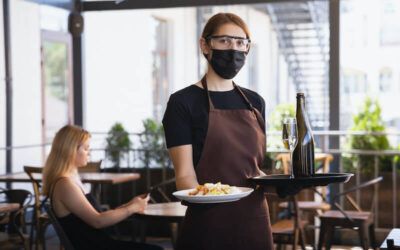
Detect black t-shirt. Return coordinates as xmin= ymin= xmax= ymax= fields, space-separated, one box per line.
xmin=162 ymin=84 xmax=266 ymax=167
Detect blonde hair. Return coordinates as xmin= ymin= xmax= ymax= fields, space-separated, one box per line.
xmin=42 ymin=125 xmax=90 ymax=196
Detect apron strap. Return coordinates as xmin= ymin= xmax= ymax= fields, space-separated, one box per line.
xmin=201 ymin=75 xmax=266 ymax=132
xmin=201 ymin=76 xmax=215 ymax=110
xmin=234 ymin=83 xmax=266 ymax=132
xmin=234 ymin=83 xmax=254 ymax=111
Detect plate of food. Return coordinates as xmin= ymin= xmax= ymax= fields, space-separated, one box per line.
xmin=173 ymin=182 xmax=254 ymax=204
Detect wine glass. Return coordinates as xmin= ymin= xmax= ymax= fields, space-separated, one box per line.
xmin=282 ymin=117 xmax=298 ymax=178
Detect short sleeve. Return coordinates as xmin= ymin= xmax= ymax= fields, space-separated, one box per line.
xmin=162 ymin=93 xmax=192 ymax=148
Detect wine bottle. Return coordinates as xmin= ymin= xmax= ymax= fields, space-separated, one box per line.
xmin=292 ymin=93 xmax=315 ymax=177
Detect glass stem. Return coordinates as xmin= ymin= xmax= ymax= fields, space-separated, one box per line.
xmin=290 ymin=150 xmax=294 ymax=178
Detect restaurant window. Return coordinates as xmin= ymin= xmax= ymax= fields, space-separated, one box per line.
xmin=342 ymin=69 xmax=367 ymax=94
xmin=152 ymin=17 xmax=169 ymax=122
xmin=380 ymin=0 xmax=400 ymax=46
xmin=41 ymin=30 xmax=73 ymax=153
xmin=379 ymin=68 xmax=392 ymax=92
xmin=341 ymin=1 xmax=369 ymax=48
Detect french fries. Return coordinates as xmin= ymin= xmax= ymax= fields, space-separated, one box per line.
xmin=189 ymin=182 xmax=232 ymax=196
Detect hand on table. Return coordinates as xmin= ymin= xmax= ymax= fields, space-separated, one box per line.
xmin=126 ymin=194 xmax=150 ymax=214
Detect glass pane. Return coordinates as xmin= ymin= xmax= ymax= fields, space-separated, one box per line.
xmin=42 ymin=40 xmax=70 ymax=143
xmin=152 ymin=18 xmax=169 ymax=122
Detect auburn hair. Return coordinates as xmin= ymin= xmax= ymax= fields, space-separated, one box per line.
xmin=201 ymin=12 xmax=251 ymax=40
xmin=42 ymin=125 xmax=90 ymax=196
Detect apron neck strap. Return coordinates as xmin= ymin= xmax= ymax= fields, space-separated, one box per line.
xmin=201 ymin=75 xmax=265 ymax=132
xmin=201 ymin=75 xmax=255 ymax=112
xmin=234 ymin=83 xmax=255 ymax=111
xmin=201 ymin=76 xmax=215 ymax=110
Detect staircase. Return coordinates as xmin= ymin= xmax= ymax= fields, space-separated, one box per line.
xmin=260 ymin=1 xmax=330 ymax=129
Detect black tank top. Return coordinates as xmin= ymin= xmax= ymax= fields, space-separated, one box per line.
xmin=50 ymin=178 xmax=112 ymax=250
xmin=56 ymin=195 xmax=113 ymax=250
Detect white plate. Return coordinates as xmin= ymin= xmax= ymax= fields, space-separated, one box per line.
xmin=173 ymin=187 xmax=254 ymax=204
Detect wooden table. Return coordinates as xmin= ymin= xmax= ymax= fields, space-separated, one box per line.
xmin=135 ymin=202 xmax=186 ymax=249
xmin=136 ymin=202 xmax=186 ymax=222
xmin=0 ymin=203 xmax=19 ymax=213
xmin=0 ymin=171 xmax=141 ymax=205
xmin=381 ymin=228 xmax=400 ymax=249
xmin=0 ymin=172 xmax=141 ymax=184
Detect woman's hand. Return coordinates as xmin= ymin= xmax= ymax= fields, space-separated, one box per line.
xmin=125 ymin=194 xmax=150 ymax=214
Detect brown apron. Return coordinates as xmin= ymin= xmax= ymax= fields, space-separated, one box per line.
xmin=176 ymin=77 xmax=273 ymax=250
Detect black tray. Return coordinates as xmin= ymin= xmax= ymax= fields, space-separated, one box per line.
xmin=250 ymin=173 xmax=353 ymax=197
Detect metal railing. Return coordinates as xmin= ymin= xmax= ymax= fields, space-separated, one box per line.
xmin=1 ymin=130 xmax=399 ymax=230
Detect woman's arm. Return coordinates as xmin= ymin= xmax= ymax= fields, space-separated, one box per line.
xmin=56 ymin=178 xmax=148 ymax=229
xmin=168 ymin=145 xmax=198 ymax=190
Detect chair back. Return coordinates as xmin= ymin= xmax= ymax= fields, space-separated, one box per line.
xmin=44 ymin=202 xmax=75 ymax=250
xmin=78 ymin=160 xmax=102 ymax=173
xmin=148 ymin=177 xmax=176 ymax=203
xmin=275 ymin=153 xmax=333 ymax=175
xmin=23 ymin=166 xmax=44 ymax=219
xmin=0 ymin=189 xmax=32 ymax=208
xmin=333 ymin=176 xmax=383 ymax=213
xmin=0 ymin=189 xmax=32 ymax=237
xmin=330 ymin=176 xmax=383 ymax=223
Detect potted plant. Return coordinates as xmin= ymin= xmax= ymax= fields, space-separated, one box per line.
xmin=105 ymin=122 xmax=132 ymax=168
xmin=343 ymin=97 xmax=391 ymax=174
xmin=138 ymin=118 xmax=169 ymax=168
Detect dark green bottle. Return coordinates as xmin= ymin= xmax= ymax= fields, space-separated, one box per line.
xmin=292 ymin=93 xmax=315 ymax=177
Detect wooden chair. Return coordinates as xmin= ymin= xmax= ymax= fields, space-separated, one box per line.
xmin=317 ymin=176 xmax=383 ymax=250
xmin=0 ymin=189 xmax=32 ymax=250
xmin=24 ymin=166 xmax=50 ymax=250
xmin=148 ymin=177 xmax=176 ymax=204
xmin=269 ymin=194 xmax=308 ymax=250
xmin=43 ymin=202 xmax=74 ymax=250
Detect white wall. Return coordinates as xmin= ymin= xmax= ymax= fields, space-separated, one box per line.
xmin=11 ymin=0 xmax=43 ymax=172
xmin=83 ymin=7 xmax=198 ymax=150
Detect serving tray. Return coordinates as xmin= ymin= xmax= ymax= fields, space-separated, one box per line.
xmin=250 ymin=173 xmax=353 ymax=197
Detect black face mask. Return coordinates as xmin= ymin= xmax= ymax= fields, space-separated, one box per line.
xmin=207 ymin=49 xmax=246 ymax=79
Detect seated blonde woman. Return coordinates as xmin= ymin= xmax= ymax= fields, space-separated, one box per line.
xmin=42 ymin=125 xmax=162 ymax=250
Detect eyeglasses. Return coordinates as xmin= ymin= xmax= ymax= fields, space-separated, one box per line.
xmin=206 ymin=35 xmax=251 ymax=52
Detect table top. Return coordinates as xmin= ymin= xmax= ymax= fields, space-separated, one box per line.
xmin=380 ymin=228 xmax=400 ymax=249
xmin=0 ymin=203 xmax=19 ymax=213
xmin=0 ymin=172 xmax=141 ymax=184
xmin=136 ymin=202 xmax=187 ymax=222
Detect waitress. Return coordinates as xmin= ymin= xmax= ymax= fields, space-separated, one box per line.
xmin=162 ymin=12 xmax=273 ymax=250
